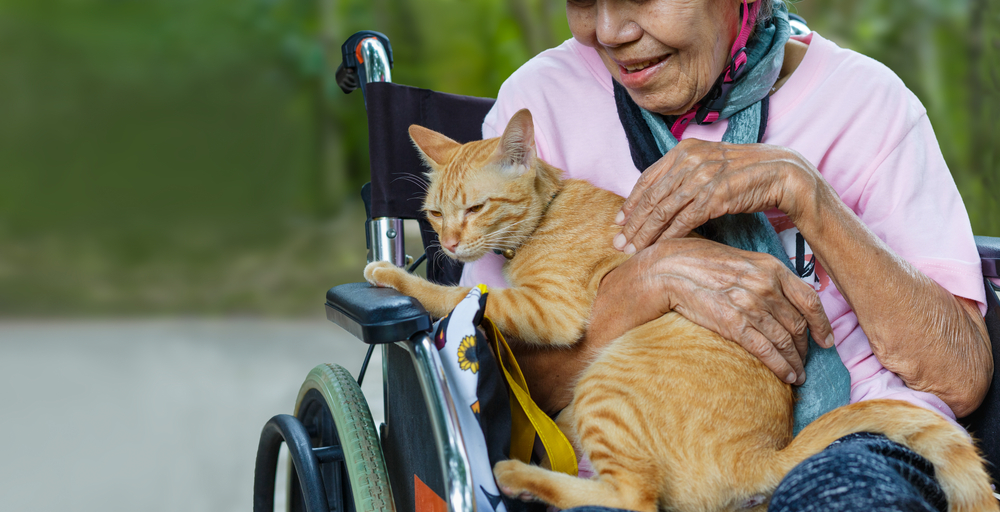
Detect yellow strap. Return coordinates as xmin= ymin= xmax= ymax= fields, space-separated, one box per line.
xmin=483 ymin=316 xmax=578 ymax=476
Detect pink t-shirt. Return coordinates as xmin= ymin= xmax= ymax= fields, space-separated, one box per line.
xmin=461 ymin=32 xmax=987 ymax=423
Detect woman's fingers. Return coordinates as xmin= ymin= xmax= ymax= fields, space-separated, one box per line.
xmin=615 ymin=140 xmax=798 ymax=253
xmin=736 ymin=260 xmax=835 ymax=385
xmin=647 ymin=239 xmax=832 ymax=386
xmin=617 ymin=143 xmax=711 ymax=251
xmin=615 ymin=157 xmax=688 ymax=253
xmin=780 ymin=270 xmax=836 ymax=349
xmin=745 ymin=307 xmax=807 ymax=384
xmin=768 ymin=297 xmax=811 ymax=364
xmin=738 ymin=257 xmax=834 ymax=384
xmin=619 ymin=145 xmax=680 ymax=219
xmin=724 ymin=280 xmax=807 ymax=384
xmin=685 ymin=297 xmax=801 ymax=384
xmin=740 ymin=325 xmax=802 ymax=385
xmin=619 ymin=180 xmax=695 ymax=252
xmin=758 ymin=259 xmax=813 ymax=361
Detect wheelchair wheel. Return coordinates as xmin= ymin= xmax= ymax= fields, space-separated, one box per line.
xmin=291 ymin=363 xmax=393 ymax=512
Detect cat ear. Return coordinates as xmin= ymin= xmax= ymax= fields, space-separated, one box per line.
xmin=495 ymin=109 xmax=537 ymax=174
xmin=409 ymin=124 xmax=461 ymax=168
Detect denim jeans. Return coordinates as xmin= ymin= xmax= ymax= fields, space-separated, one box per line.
xmin=562 ymin=432 xmax=946 ymax=512
xmin=769 ymin=432 xmax=946 ymax=512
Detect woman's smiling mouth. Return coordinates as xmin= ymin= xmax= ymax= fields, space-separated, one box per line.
xmin=615 ymin=54 xmax=671 ymax=89
xmin=620 ymin=55 xmax=669 ymax=73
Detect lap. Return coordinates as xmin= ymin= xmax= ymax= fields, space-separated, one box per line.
xmin=559 ymin=433 xmax=947 ymax=512
xmin=769 ymin=432 xmax=946 ymax=512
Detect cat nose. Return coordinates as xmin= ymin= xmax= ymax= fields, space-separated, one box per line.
xmin=441 ymin=238 xmax=459 ymax=253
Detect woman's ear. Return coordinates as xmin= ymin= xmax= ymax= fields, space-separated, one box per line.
xmin=409 ymin=124 xmax=461 ymax=168
xmin=495 ymin=108 xmax=537 ymax=173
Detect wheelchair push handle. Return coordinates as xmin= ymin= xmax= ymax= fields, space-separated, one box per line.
xmin=336 ymin=31 xmax=393 ymax=98
xmin=335 ymin=32 xmax=408 ymax=267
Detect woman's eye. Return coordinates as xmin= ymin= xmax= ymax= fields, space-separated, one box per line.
xmin=467 ymin=204 xmax=484 ymax=214
xmin=428 ymin=210 xmax=442 ymax=218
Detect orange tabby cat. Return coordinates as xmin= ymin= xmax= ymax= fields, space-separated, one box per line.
xmin=364 ymin=109 xmax=998 ymax=512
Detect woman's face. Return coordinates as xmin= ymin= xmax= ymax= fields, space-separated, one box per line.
xmin=567 ymin=0 xmax=743 ymax=116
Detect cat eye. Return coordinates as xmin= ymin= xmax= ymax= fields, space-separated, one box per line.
xmin=467 ymin=204 xmax=484 ymax=214
xmin=427 ymin=210 xmax=442 ymax=218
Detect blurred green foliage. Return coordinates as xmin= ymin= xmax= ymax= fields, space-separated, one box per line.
xmin=0 ymin=0 xmax=996 ymax=317
xmin=793 ymin=0 xmax=1000 ymax=235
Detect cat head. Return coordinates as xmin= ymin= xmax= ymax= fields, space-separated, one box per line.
xmin=408 ymin=108 xmax=562 ymax=263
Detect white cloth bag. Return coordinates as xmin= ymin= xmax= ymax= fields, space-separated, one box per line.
xmin=433 ymin=285 xmax=508 ymax=512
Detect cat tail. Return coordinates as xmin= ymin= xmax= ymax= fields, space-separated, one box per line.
xmin=770 ymin=398 xmax=997 ymax=512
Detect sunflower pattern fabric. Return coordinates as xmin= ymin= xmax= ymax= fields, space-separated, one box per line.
xmin=433 ymin=284 xmax=508 ymax=512
xmin=457 ymin=335 xmax=479 ymax=374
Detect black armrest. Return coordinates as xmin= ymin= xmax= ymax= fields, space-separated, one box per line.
xmin=325 ymin=282 xmax=432 ymax=344
xmin=975 ymin=235 xmax=1000 ymax=279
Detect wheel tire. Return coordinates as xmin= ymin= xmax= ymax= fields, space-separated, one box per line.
xmin=293 ymin=363 xmax=393 ymax=512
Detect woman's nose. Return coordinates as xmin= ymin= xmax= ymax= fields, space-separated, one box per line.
xmin=595 ymin=2 xmax=642 ymax=48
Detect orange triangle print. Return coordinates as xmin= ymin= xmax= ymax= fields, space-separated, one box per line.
xmin=414 ymin=474 xmax=447 ymax=512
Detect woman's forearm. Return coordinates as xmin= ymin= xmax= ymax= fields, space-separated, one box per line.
xmin=507 ymin=336 xmax=599 ymax=416
xmin=792 ymin=177 xmax=993 ymax=417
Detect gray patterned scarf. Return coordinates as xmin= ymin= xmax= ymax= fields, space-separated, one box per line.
xmin=613 ymin=0 xmax=850 ymax=434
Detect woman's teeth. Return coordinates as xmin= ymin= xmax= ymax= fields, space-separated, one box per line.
xmin=624 ymin=56 xmax=666 ymax=73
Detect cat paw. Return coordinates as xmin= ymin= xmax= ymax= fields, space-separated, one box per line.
xmin=493 ymin=460 xmax=538 ymax=501
xmin=498 ymin=487 xmax=536 ymax=502
xmin=364 ymin=261 xmax=405 ymax=290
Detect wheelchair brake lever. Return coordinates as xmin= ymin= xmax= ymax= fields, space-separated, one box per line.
xmin=335 ymin=62 xmax=359 ymax=94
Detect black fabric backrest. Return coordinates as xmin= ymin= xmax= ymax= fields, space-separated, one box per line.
xmin=964 ymin=236 xmax=1000 ymax=485
xmin=963 ymin=279 xmax=1000 ymax=486
xmin=365 ymin=82 xmax=496 ymax=285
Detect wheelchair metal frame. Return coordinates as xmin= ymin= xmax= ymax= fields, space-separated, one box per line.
xmin=254 ymin=32 xmax=476 ymax=512
xmin=351 ymin=31 xmax=477 ymax=512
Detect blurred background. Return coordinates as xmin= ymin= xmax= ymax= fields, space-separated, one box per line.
xmin=1 ymin=0 xmax=997 ymax=318
xmin=0 ymin=0 xmax=997 ymax=511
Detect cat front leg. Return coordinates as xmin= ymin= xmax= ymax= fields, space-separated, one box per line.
xmin=363 ymin=261 xmax=469 ymax=318
xmin=483 ymin=287 xmax=589 ymax=347
xmin=365 ymin=263 xmax=589 ymax=345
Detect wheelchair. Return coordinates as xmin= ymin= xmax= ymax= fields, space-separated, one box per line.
xmin=253 ymin=30 xmax=1000 ymax=512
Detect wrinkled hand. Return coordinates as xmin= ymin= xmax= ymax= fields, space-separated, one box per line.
xmin=613 ymin=139 xmax=818 ymax=253
xmin=596 ymin=237 xmax=834 ymax=385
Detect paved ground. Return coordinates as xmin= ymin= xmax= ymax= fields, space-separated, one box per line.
xmin=4 ymin=289 xmax=999 ymax=511
xmin=0 ymin=319 xmax=383 ymax=512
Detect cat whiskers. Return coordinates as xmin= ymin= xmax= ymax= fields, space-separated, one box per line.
xmin=474 ymin=235 xmax=524 ymax=255
xmin=426 ymin=241 xmax=453 ymax=267
xmin=391 ymin=173 xmax=429 ymax=191
xmin=392 ymin=173 xmax=431 ymax=203
xmin=480 ymin=218 xmax=532 ymax=244
xmin=424 ymin=217 xmax=547 ymax=262
xmin=474 ymin=218 xmax=541 ymax=252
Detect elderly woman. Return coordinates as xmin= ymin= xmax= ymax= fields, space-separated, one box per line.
xmin=460 ymin=0 xmax=994 ymax=510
